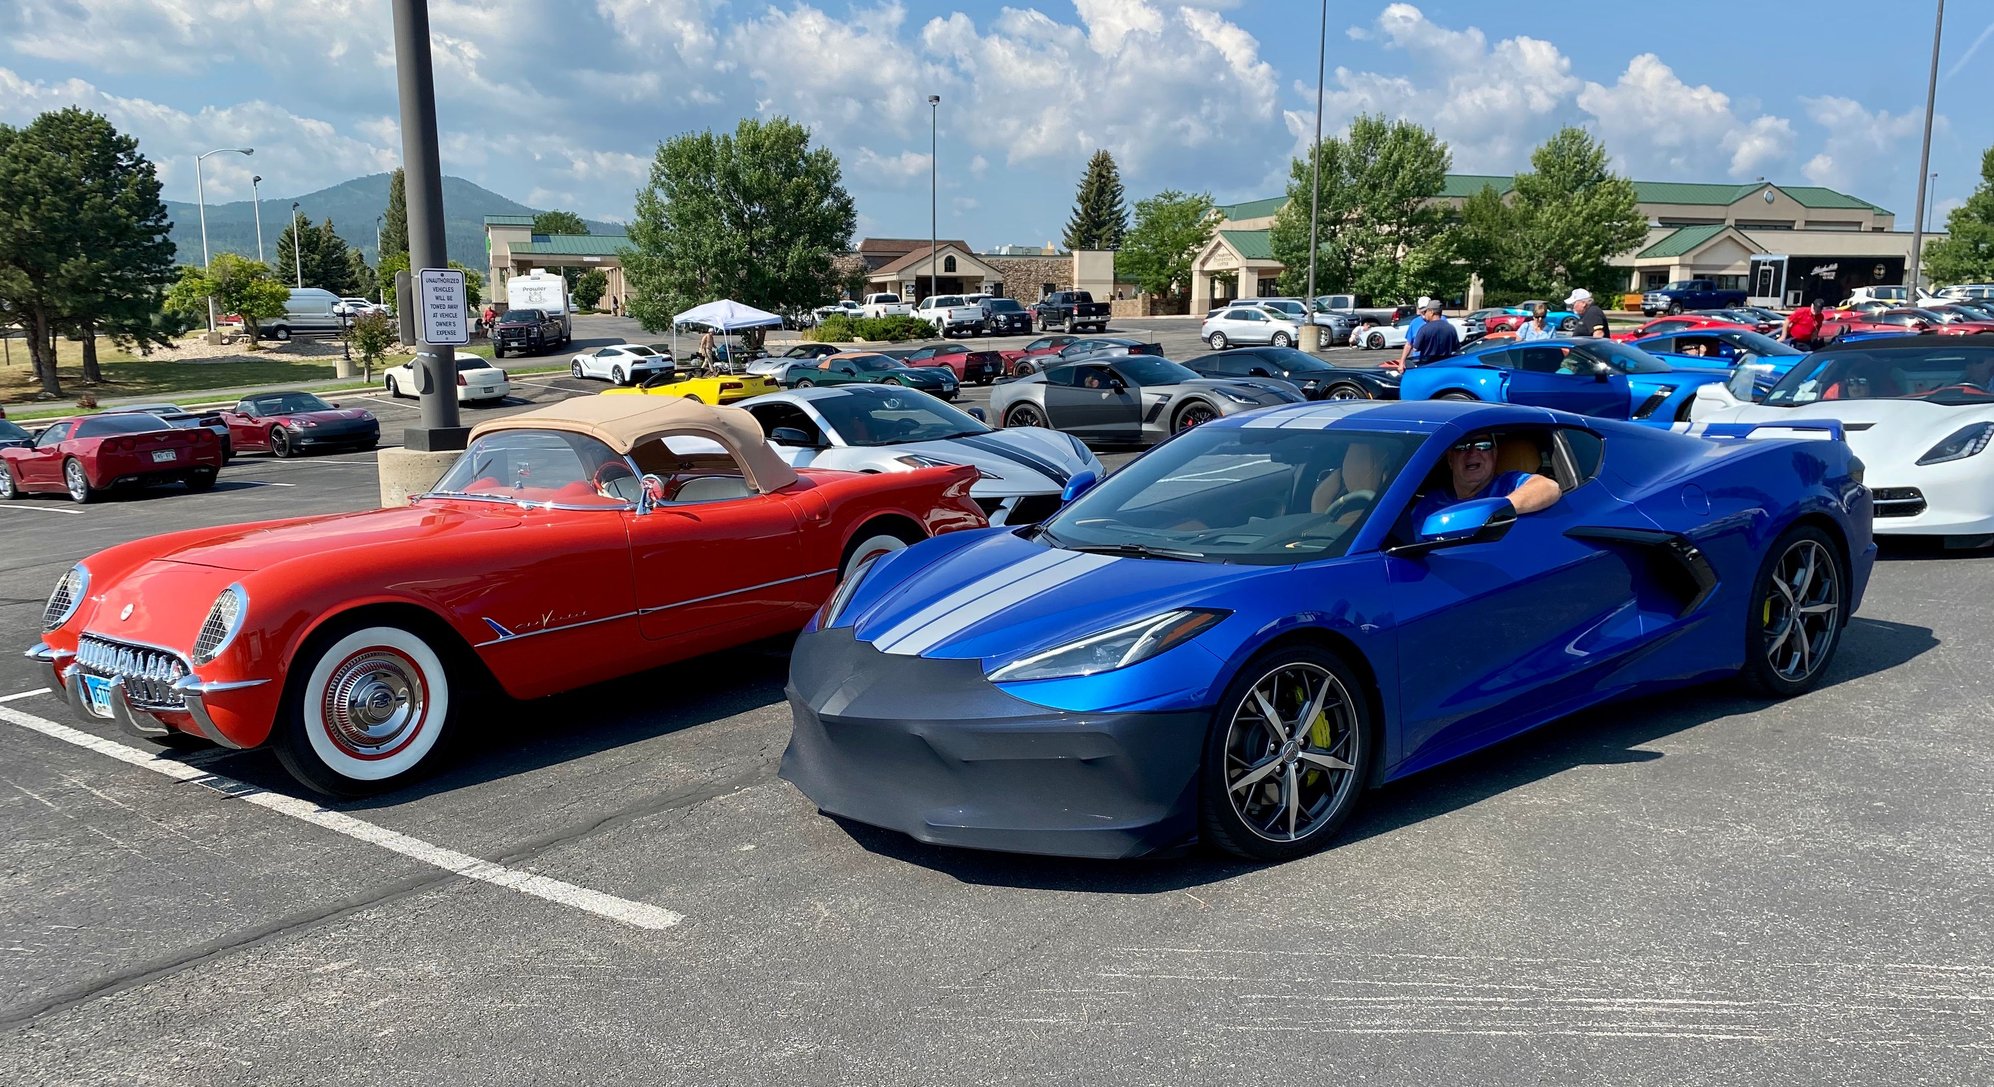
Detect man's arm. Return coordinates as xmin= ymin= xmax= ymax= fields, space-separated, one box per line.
xmin=1506 ymin=473 xmax=1562 ymax=514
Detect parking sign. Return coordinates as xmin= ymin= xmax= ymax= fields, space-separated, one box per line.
xmin=416 ymin=268 xmax=470 ymax=346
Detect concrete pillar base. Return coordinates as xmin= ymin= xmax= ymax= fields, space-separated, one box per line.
xmin=335 ymin=357 xmax=357 ymax=379
xmin=1299 ymin=323 xmax=1324 ymax=353
xmin=377 ymin=447 xmax=461 ymax=508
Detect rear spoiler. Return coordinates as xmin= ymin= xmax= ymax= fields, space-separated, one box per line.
xmin=1699 ymin=419 xmax=1845 ymax=442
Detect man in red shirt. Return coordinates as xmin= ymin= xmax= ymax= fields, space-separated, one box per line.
xmin=1783 ymin=299 xmax=1826 ymax=349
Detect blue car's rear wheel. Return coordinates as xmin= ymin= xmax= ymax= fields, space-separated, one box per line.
xmin=1740 ymin=526 xmax=1844 ymax=696
xmin=1200 ymin=646 xmax=1373 ymax=861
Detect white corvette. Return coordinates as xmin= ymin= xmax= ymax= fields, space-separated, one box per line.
xmin=735 ymin=384 xmax=1103 ymax=526
xmin=1687 ymin=336 xmax=1994 ymax=542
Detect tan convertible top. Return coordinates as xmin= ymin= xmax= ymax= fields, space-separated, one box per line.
xmin=469 ymin=395 xmax=799 ymax=493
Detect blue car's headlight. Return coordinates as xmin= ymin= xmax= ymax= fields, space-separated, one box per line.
xmin=1917 ymin=422 xmax=1994 ymax=465
xmin=987 ymin=608 xmax=1228 ymax=682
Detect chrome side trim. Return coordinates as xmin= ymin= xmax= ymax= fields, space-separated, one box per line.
xmin=473 ymin=610 xmax=640 ymax=648
xmin=635 ymin=569 xmax=838 ymax=616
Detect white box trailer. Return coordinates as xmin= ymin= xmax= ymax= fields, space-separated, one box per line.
xmin=505 ymin=270 xmax=572 ymax=343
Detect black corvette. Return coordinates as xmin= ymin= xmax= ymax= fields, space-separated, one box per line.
xmin=1182 ymin=346 xmax=1400 ymax=400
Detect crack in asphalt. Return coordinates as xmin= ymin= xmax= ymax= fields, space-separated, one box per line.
xmin=0 ymin=756 xmax=779 ymax=1032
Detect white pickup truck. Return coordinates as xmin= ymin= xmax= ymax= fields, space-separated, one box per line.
xmin=861 ymin=293 xmax=911 ymax=318
xmin=913 ymin=295 xmax=985 ymax=337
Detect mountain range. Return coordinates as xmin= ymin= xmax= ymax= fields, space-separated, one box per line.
xmin=163 ymin=173 xmax=625 ymax=270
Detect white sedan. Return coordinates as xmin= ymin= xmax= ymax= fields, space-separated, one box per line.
xmin=1686 ymin=337 xmax=1994 ymax=542
xmin=1201 ymin=305 xmax=1302 ymax=350
xmin=570 ymin=343 xmax=674 ymax=386
xmin=736 ymin=384 xmax=1103 ymax=526
xmin=1354 ymin=314 xmax=1469 ymax=350
xmin=382 ymin=355 xmax=511 ymax=404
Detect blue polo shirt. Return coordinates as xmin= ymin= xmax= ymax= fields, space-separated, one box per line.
xmin=1410 ymin=470 xmax=1532 ymax=528
xmin=1409 ymin=317 xmax=1461 ymax=364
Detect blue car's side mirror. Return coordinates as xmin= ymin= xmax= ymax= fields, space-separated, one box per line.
xmin=1061 ymin=469 xmax=1100 ymax=504
xmin=967 ymin=406 xmax=987 ymax=422
xmin=1390 ymin=497 xmax=1517 ymax=556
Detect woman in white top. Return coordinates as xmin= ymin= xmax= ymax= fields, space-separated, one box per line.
xmin=1514 ymin=302 xmax=1558 ymax=342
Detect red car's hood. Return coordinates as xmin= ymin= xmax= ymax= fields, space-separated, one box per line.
xmin=272 ymin=408 xmax=374 ymax=424
xmin=156 ymin=500 xmax=527 ymax=572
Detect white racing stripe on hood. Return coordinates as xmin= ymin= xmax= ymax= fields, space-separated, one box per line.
xmin=871 ymin=549 xmax=1114 ymax=656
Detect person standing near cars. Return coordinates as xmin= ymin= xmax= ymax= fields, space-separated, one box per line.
xmin=1408 ymin=299 xmax=1461 ymax=365
xmin=1515 ymin=302 xmax=1558 ymax=342
xmin=1566 ymin=288 xmax=1609 ymax=337
xmin=1783 ymin=298 xmax=1826 ymax=349
xmin=1391 ymin=296 xmax=1435 ymax=371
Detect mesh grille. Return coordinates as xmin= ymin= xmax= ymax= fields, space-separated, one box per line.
xmin=192 ymin=589 xmax=242 ymax=663
xmin=76 ymin=636 xmax=189 ymax=710
xmin=41 ymin=568 xmax=80 ymax=631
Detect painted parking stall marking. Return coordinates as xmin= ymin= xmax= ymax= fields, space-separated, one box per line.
xmin=0 ymin=698 xmax=682 ymax=931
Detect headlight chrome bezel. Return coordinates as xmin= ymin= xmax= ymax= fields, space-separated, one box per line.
xmin=192 ymin=583 xmax=249 ymax=665
xmin=42 ymin=564 xmax=88 ymax=632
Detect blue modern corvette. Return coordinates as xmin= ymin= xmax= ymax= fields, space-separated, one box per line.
xmin=1629 ymin=327 xmax=1805 ymax=401
xmin=782 ymin=400 xmax=1875 ymax=861
xmin=1401 ymin=337 xmax=1733 ymax=424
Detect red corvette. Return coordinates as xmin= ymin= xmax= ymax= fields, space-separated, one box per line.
xmin=1 ymin=412 xmax=223 ymax=503
xmin=220 ymin=390 xmax=380 ymax=458
xmin=1820 ymin=309 xmax=1939 ymax=340
xmin=29 ymin=397 xmax=986 ymax=795
xmin=1609 ymin=315 xmax=1752 ymax=342
xmin=897 ymin=343 xmax=1005 ymax=384
xmin=999 ymin=334 xmax=1078 ymax=375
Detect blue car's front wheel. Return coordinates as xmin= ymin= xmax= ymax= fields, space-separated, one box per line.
xmin=1200 ymin=645 xmax=1375 ymax=861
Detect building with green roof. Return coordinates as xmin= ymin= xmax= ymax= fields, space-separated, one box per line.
xmin=484 ymin=215 xmax=631 ymax=308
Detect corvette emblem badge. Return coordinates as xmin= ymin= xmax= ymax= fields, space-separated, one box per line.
xmin=119 ymin=604 xmax=134 ymax=621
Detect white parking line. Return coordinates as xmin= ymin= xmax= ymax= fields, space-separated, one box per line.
xmin=224 ymin=480 xmax=299 ymax=488
xmin=0 ymin=504 xmax=83 ymax=515
xmin=0 ymin=699 xmax=683 ymax=931
xmin=507 ymin=377 xmax=582 ymax=392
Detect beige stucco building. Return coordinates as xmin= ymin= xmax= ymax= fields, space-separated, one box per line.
xmin=485 ymin=215 xmax=630 ymax=307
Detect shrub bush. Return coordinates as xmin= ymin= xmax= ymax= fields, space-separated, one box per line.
xmin=808 ymin=314 xmax=937 ymax=342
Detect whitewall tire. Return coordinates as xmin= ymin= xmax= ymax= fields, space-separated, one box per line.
xmin=276 ymin=624 xmax=452 ymax=795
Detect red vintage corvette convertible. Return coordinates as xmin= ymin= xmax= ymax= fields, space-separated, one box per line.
xmin=1 ymin=412 xmax=223 ymax=502
xmin=29 ymin=396 xmax=985 ymax=795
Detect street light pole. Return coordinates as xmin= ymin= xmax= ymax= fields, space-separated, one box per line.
xmin=1303 ymin=0 xmax=1327 ymax=351
xmin=391 ymin=0 xmax=464 ymax=449
xmin=1927 ymin=173 xmax=1939 ymax=234
xmin=1907 ymin=0 xmax=1944 ymax=293
xmin=290 ymin=202 xmax=304 ymax=288
xmin=251 ymin=175 xmax=265 ymax=264
xmin=928 ymin=94 xmax=940 ymax=302
xmin=194 ymin=146 xmax=253 ymax=336
xmin=375 ymin=215 xmax=386 ymax=302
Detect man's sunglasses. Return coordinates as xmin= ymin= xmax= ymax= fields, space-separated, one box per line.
xmin=1450 ymin=439 xmax=1496 ymax=454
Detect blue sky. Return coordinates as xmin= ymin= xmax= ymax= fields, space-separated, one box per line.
xmin=1 ymin=1 xmax=1986 ymax=247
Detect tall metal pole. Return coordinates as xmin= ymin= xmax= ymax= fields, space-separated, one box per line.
xmin=1907 ymin=0 xmax=1944 ymax=293
xmin=376 ymin=215 xmax=386 ymax=302
xmin=928 ymin=94 xmax=940 ymax=301
xmin=1927 ymin=173 xmax=1939 ymax=234
xmin=290 ymin=203 xmax=304 ymax=287
xmin=1304 ymin=0 xmax=1327 ymax=347
xmin=392 ymin=0 xmax=463 ymax=448
xmin=194 ymin=146 xmax=252 ymax=335
xmin=251 ymin=175 xmax=265 ymax=264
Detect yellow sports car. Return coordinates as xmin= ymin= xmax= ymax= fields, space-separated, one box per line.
xmin=602 ymin=370 xmax=777 ymax=404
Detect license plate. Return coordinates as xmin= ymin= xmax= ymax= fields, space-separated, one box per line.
xmin=80 ymin=673 xmax=113 ymax=719
xmin=151 ymin=450 xmax=177 ymax=463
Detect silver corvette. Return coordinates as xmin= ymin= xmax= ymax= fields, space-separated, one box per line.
xmin=988 ymin=355 xmax=1303 ymax=444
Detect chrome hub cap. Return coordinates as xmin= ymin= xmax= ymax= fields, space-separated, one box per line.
xmin=65 ymin=461 xmax=85 ymax=499
xmin=1225 ymin=662 xmax=1358 ymax=843
xmin=322 ymin=648 xmax=427 ymax=758
xmin=1764 ymin=539 xmax=1839 ymax=682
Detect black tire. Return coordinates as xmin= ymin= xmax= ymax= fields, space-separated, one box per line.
xmin=795 ymin=378 xmax=816 ymax=388
xmin=1173 ymin=400 xmax=1220 ymax=432
xmin=63 ymin=458 xmax=95 ymax=504
xmin=1271 ymin=332 xmax=1293 ymax=348
xmin=1738 ymin=525 xmax=1846 ymax=697
xmin=385 ymin=375 xmax=402 ymax=397
xmin=1207 ymin=332 xmax=1229 ymax=349
xmin=1063 ymin=316 xmax=1076 ymax=334
xmin=272 ymin=326 xmax=291 ymax=341
xmin=1323 ymin=382 xmax=1368 ymax=401
xmin=269 ymin=426 xmax=293 ymax=458
xmin=1199 ymin=644 xmax=1374 ymax=861
xmin=0 ymin=465 xmax=18 ymax=501
xmin=494 ymin=345 xmax=505 ymax=359
xmin=1366 ymin=331 xmax=1386 ymax=350
xmin=1668 ymin=302 xmax=1684 ymax=316
xmin=1004 ymin=404 xmax=1047 ymax=428
xmin=1014 ymin=361 xmax=1036 ymax=376
xmin=271 ymin=619 xmax=459 ymax=798
xmin=185 ymin=467 xmax=218 ymax=492
xmin=1438 ymin=391 xmax=1477 ymax=401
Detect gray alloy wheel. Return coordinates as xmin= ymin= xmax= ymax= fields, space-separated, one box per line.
xmin=571 ymin=361 xmax=584 ymax=379
xmin=1207 ymin=332 xmax=1229 ymax=349
xmin=1324 ymin=382 xmax=1367 ymax=400
xmin=64 ymin=458 xmax=94 ymax=503
xmin=1173 ymin=401 xmax=1219 ymax=431
xmin=611 ymin=365 xmax=626 ymax=385
xmin=1004 ymin=404 xmax=1047 ymax=428
xmin=1200 ymin=649 xmax=1371 ymax=861
xmin=0 ymin=466 xmax=16 ymax=500
xmin=795 ymin=378 xmax=815 ymax=388
xmin=1559 ymin=316 xmax=1579 ymax=331
xmin=270 ymin=426 xmax=293 ymax=458
xmin=1741 ymin=528 xmax=1844 ymax=696
xmin=1366 ymin=331 xmax=1386 ymax=349
xmin=1271 ymin=332 xmax=1293 ymax=348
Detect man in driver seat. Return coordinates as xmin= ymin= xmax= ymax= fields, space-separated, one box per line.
xmin=1410 ymin=432 xmax=1561 ymax=525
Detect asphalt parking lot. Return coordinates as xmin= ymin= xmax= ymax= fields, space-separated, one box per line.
xmin=0 ymin=316 xmax=1988 ymax=1084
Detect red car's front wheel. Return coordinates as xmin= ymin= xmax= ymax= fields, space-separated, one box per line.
xmin=274 ymin=622 xmax=456 ymax=797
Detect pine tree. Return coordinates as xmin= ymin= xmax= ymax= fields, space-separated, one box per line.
xmin=380 ymin=167 xmax=409 ymax=262
xmin=1062 ymin=149 xmax=1128 ymax=251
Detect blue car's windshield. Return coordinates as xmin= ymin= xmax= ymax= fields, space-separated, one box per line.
xmin=1037 ymin=426 xmax=1422 ymax=565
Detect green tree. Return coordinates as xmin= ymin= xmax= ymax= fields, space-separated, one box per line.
xmin=380 ymin=167 xmax=409 ymax=262
xmin=0 ymin=108 xmax=177 ymax=395
xmin=1508 ymin=126 xmax=1647 ymax=299
xmin=164 ymin=254 xmax=288 ymax=345
xmin=572 ymin=267 xmax=608 ymax=309
xmin=1448 ymin=184 xmax=1528 ymax=300
xmin=377 ymin=251 xmax=479 ymax=313
xmin=278 ymin=217 xmax=359 ymax=294
xmin=347 ymin=311 xmax=395 ymax=379
xmin=532 ymin=210 xmax=589 ymax=235
xmin=624 ymin=116 xmax=856 ymax=331
xmin=346 ymin=248 xmax=379 ymax=301
xmin=1923 ymin=146 xmax=1994 ymax=286
xmin=1270 ymin=115 xmax=1451 ymax=302
xmin=1063 ymin=149 xmax=1128 ymax=251
xmin=1117 ymin=190 xmax=1218 ymax=305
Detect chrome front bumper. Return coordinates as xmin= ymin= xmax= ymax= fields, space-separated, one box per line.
xmin=27 ymin=641 xmax=266 ymax=748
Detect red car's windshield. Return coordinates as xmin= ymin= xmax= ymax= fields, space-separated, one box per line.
xmin=430 ymin=431 xmax=635 ymax=507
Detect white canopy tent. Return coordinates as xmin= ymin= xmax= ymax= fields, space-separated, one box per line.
xmin=671 ymin=299 xmax=784 ymax=367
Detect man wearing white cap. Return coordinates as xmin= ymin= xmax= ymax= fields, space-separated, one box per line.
xmin=1393 ymin=296 xmax=1435 ymax=370
xmin=1566 ymin=287 xmax=1609 ymax=338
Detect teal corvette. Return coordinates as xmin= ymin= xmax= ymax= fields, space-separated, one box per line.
xmin=782 ymin=352 xmax=959 ymax=401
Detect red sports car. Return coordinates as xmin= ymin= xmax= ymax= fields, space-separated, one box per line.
xmin=999 ymin=335 xmax=1078 ymax=375
xmin=220 ymin=390 xmax=380 ymax=457
xmin=1910 ymin=305 xmax=1994 ymax=336
xmin=1609 ymin=315 xmax=1753 ymax=342
xmin=897 ymin=343 xmax=1005 ymax=384
xmin=29 ymin=396 xmax=985 ymax=795
xmin=1820 ymin=309 xmax=1940 ymax=340
xmin=1 ymin=412 xmax=223 ymax=502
